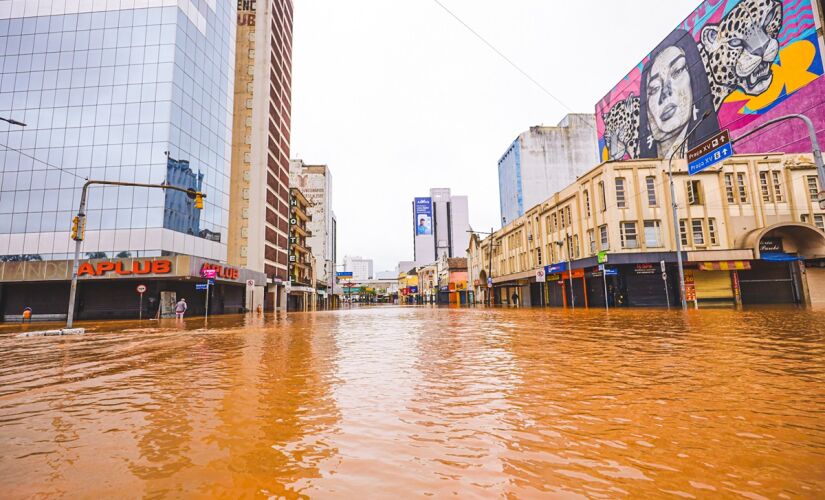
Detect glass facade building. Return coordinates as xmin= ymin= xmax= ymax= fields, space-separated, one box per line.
xmin=0 ymin=0 xmax=235 ymax=262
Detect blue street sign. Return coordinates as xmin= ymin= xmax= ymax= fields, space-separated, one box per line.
xmin=195 ymin=284 xmax=208 ymax=290
xmin=207 ymin=279 xmax=215 ymax=285
xmin=605 ymin=267 xmax=619 ymax=276
xmin=688 ymin=142 xmax=733 ymax=175
xmin=688 ymin=129 xmax=734 ymax=175
xmin=545 ymin=262 xmax=567 ymax=275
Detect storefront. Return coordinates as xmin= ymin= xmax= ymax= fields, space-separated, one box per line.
xmin=0 ymin=256 xmax=266 ymax=321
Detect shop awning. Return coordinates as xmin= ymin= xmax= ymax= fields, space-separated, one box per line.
xmin=760 ymin=252 xmax=802 ymax=262
xmin=698 ymin=261 xmax=751 ymax=271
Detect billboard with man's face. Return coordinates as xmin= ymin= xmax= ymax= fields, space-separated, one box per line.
xmin=414 ymin=198 xmax=433 ymax=236
xmin=596 ymin=0 xmax=824 ymax=161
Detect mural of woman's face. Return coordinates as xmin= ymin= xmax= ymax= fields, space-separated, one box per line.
xmin=646 ymin=46 xmax=692 ymax=139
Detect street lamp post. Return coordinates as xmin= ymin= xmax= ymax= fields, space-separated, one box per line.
xmin=667 ymin=111 xmax=711 ymax=310
xmin=556 ymin=238 xmax=574 ymax=309
xmin=730 ymin=113 xmax=825 ymax=195
xmin=66 ymin=180 xmax=206 ymax=328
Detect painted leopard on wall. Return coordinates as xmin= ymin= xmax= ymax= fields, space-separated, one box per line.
xmin=699 ymin=0 xmax=783 ymax=109
xmin=602 ymin=93 xmax=640 ymax=160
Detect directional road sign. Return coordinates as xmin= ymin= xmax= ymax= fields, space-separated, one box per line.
xmin=688 ymin=129 xmax=733 ymax=175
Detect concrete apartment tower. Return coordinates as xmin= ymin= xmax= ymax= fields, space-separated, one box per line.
xmin=289 ymin=160 xmax=335 ymax=304
xmin=498 ymin=114 xmax=598 ymax=226
xmin=344 ymin=256 xmax=373 ymax=281
xmin=228 ymin=0 xmax=294 ymax=311
xmin=413 ymin=189 xmax=470 ymax=266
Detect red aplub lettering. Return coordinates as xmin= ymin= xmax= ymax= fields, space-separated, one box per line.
xmin=200 ymin=263 xmax=239 ymax=281
xmin=78 ymin=260 xmax=172 ymax=277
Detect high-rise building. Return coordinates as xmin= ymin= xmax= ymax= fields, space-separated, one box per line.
xmin=228 ymin=0 xmax=293 ymax=311
xmin=412 ymin=188 xmax=470 ymax=265
xmin=498 ymin=114 xmax=598 ymax=226
xmin=344 ymin=255 xmax=373 ymax=281
xmin=289 ymin=160 xmax=334 ymax=292
xmin=0 ymin=1 xmax=265 ymax=320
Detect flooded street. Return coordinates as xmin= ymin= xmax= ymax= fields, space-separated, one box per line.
xmin=1 ymin=307 xmax=824 ymax=498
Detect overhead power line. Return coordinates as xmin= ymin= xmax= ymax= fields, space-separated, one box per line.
xmin=430 ymin=0 xmax=575 ymax=114
xmin=0 ymin=142 xmax=88 ymax=181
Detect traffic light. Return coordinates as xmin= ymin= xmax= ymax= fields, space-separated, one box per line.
xmin=186 ymin=188 xmax=204 ymax=209
xmin=70 ymin=216 xmax=85 ymax=241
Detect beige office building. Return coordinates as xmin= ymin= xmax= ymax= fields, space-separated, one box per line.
xmin=469 ymin=153 xmax=825 ymax=308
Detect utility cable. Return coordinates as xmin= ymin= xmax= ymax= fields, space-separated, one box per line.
xmin=430 ymin=0 xmax=575 ymax=115
xmin=0 ymin=142 xmax=88 ymax=181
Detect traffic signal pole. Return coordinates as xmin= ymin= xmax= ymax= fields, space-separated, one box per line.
xmin=66 ymin=180 xmax=206 ymax=328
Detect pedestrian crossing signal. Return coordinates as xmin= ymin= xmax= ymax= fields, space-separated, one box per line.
xmin=71 ymin=216 xmax=85 ymax=241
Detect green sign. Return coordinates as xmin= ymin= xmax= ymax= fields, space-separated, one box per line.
xmin=597 ymin=251 xmax=608 ymax=264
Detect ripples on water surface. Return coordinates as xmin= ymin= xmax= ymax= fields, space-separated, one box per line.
xmin=0 ymin=306 xmax=823 ymax=498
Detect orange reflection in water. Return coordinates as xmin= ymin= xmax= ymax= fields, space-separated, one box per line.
xmin=0 ymin=307 xmax=823 ymax=498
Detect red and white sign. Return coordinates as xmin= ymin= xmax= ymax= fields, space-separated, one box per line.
xmin=246 ymin=279 xmax=255 ymax=287
xmin=136 ymin=284 xmax=147 ymax=294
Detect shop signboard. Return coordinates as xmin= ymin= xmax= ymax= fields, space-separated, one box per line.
xmin=634 ymin=264 xmax=657 ymax=275
xmin=545 ymin=262 xmax=567 ymax=275
xmin=561 ymin=269 xmax=585 ymax=279
xmin=759 ymin=237 xmax=784 ymax=253
xmin=414 ymin=197 xmax=433 ymax=235
xmin=409 ymin=286 xmax=418 ymax=294
xmin=201 ymin=268 xmax=217 ymax=279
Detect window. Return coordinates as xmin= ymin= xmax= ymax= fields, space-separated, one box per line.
xmin=759 ymin=172 xmax=771 ymax=202
xmin=559 ymin=209 xmax=566 ymax=228
xmin=724 ymin=173 xmax=736 ymax=203
xmin=807 ymin=176 xmax=820 ymax=200
xmin=802 ymin=214 xmax=825 ymax=231
xmin=679 ymin=219 xmax=689 ymax=246
xmin=708 ymin=218 xmax=718 ymax=245
xmin=536 ymin=248 xmax=542 ymax=266
xmin=620 ymin=221 xmax=638 ymax=249
xmin=572 ymin=234 xmax=580 ymax=258
xmin=550 ymin=213 xmax=557 ymax=232
xmin=599 ymin=224 xmax=609 ymax=250
xmin=565 ymin=206 xmax=572 ymax=227
xmin=771 ymin=171 xmax=783 ymax=202
xmin=687 ymin=180 xmax=703 ymax=205
xmin=615 ymin=177 xmax=626 ymax=208
xmin=584 ymin=190 xmax=591 ymax=218
xmin=598 ymin=181 xmax=606 ymax=212
xmin=646 ymin=176 xmax=657 ymax=206
xmin=644 ymin=220 xmax=662 ymax=247
xmin=736 ymin=173 xmax=749 ymax=203
xmin=587 ymin=229 xmax=595 ymax=254
xmin=692 ymin=219 xmax=705 ymax=246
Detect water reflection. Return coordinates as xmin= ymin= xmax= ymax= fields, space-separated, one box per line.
xmin=0 ymin=307 xmax=823 ymax=498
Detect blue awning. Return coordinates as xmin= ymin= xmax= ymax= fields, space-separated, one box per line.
xmin=761 ymin=252 xmax=802 ymax=262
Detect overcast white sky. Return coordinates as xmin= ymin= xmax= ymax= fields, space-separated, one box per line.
xmin=291 ymin=0 xmax=700 ymax=271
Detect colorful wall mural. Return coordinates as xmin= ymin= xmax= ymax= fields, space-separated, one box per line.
xmin=596 ymin=0 xmax=825 ymax=161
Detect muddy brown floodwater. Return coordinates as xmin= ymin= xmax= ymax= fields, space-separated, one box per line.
xmin=0 ymin=306 xmax=824 ymax=498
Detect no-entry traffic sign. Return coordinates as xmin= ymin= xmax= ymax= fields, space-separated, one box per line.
xmin=136 ymin=284 xmax=147 ymax=294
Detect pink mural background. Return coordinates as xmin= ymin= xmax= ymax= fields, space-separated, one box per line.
xmin=595 ymin=0 xmax=825 ymax=161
